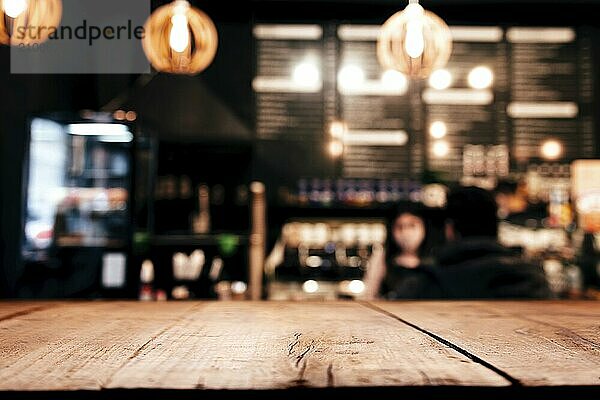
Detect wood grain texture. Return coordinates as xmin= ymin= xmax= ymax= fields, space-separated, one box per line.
xmin=0 ymin=302 xmax=55 ymax=322
xmin=0 ymin=301 xmax=506 ymax=391
xmin=105 ymin=301 xmax=506 ymax=389
xmin=0 ymin=301 xmax=200 ymax=390
xmin=374 ymin=301 xmax=600 ymax=386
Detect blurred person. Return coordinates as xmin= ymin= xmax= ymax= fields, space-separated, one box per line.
xmin=437 ymin=186 xmax=550 ymax=299
xmin=578 ymin=232 xmax=600 ymax=291
xmin=362 ymin=203 xmax=441 ymax=299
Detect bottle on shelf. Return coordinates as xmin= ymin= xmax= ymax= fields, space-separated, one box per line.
xmin=192 ymin=184 xmax=211 ymax=234
xmin=139 ymin=259 xmax=155 ymax=301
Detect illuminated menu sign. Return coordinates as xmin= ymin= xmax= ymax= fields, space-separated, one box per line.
xmin=254 ymin=24 xmax=594 ymax=181
xmin=424 ymin=26 xmax=508 ymax=180
xmin=253 ymin=24 xmax=327 ymax=140
xmin=336 ymin=25 xmax=421 ymax=179
xmin=508 ymin=27 xmax=594 ymax=162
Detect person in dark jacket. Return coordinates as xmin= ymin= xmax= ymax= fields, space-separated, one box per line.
xmin=437 ymin=186 xmax=551 ymax=299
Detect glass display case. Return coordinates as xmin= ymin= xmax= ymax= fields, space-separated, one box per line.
xmin=21 ymin=114 xmax=134 ymax=297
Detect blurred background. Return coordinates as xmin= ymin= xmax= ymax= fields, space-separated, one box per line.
xmin=2 ymin=0 xmax=600 ymax=300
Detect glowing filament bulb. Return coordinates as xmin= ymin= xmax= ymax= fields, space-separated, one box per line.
xmin=169 ymin=4 xmax=190 ymax=53
xmin=404 ymin=3 xmax=425 ymax=59
xmin=3 ymin=0 xmax=28 ymax=18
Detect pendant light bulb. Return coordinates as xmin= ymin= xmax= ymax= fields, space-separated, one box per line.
xmin=377 ymin=0 xmax=452 ymax=79
xmin=3 ymin=0 xmax=28 ymax=18
xmin=142 ymin=0 xmax=218 ymax=74
xmin=169 ymin=1 xmax=190 ymax=52
xmin=404 ymin=2 xmax=425 ymax=59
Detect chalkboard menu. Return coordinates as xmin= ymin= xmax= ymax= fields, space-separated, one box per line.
xmin=337 ymin=26 xmax=422 ymax=179
xmin=424 ymin=27 xmax=509 ymax=180
xmin=253 ymin=24 xmax=595 ymax=182
xmin=507 ymin=28 xmax=594 ymax=162
xmin=253 ymin=24 xmax=329 ymax=140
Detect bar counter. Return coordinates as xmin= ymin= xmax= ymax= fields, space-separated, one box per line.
xmin=0 ymin=300 xmax=598 ymax=399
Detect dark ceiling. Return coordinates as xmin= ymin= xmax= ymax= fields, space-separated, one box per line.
xmin=185 ymin=0 xmax=600 ymax=25
xmin=248 ymin=0 xmax=600 ymax=3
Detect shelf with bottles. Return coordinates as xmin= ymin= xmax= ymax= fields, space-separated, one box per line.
xmin=277 ymin=178 xmax=425 ymax=209
xmin=134 ymin=177 xmax=266 ymax=301
xmin=152 ymin=176 xmax=251 ymax=235
xmin=136 ymin=236 xmax=249 ymax=301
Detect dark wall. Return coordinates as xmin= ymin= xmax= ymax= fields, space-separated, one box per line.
xmin=3 ymin=1 xmax=600 ymax=296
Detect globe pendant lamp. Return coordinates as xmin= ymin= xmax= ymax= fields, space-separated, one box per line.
xmin=142 ymin=0 xmax=218 ymax=75
xmin=377 ymin=0 xmax=452 ymax=79
xmin=0 ymin=0 xmax=62 ymax=45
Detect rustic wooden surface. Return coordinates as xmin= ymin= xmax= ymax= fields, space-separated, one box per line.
xmin=374 ymin=301 xmax=600 ymax=387
xmin=0 ymin=300 xmax=598 ymax=396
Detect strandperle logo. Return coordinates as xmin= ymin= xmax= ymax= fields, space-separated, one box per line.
xmin=10 ymin=0 xmax=151 ymax=74
xmin=15 ymin=19 xmax=145 ymax=46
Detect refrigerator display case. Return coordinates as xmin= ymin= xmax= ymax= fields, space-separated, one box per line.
xmin=21 ymin=114 xmax=134 ymax=297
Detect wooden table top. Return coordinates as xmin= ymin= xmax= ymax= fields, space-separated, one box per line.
xmin=0 ymin=300 xmax=598 ymax=399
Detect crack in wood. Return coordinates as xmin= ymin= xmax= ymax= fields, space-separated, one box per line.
xmin=295 ymin=341 xmax=315 ymax=368
xmin=126 ymin=337 xmax=155 ymax=362
xmin=287 ymin=332 xmax=301 ymax=356
xmin=361 ymin=301 xmax=522 ymax=387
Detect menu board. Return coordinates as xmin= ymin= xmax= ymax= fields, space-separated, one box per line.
xmin=337 ymin=26 xmax=421 ymax=179
xmin=508 ymin=27 xmax=594 ymax=162
xmin=253 ymin=24 xmax=327 ymax=140
xmin=424 ymin=27 xmax=509 ymax=179
xmin=253 ymin=23 xmax=595 ymax=181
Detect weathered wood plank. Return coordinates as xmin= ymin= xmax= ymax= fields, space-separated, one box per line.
xmin=0 ymin=301 xmax=200 ymax=390
xmin=483 ymin=301 xmax=600 ymax=347
xmin=104 ymin=301 xmax=507 ymax=390
xmin=0 ymin=301 xmax=56 ymax=322
xmin=374 ymin=301 xmax=600 ymax=386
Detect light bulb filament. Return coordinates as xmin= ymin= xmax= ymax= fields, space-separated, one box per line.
xmin=169 ymin=6 xmax=190 ymax=53
xmin=404 ymin=3 xmax=425 ymax=59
